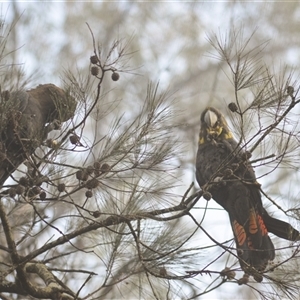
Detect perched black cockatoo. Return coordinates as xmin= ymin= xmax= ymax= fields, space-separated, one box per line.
xmin=0 ymin=84 xmax=76 ymax=185
xmin=196 ymin=107 xmax=299 ymax=280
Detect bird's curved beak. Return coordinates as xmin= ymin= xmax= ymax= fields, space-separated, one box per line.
xmin=203 ymin=110 xmax=222 ymax=139
xmin=204 ymin=110 xmax=218 ymax=128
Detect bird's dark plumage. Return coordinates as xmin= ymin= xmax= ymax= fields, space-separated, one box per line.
xmin=0 ymin=84 xmax=76 ymax=185
xmin=196 ymin=107 xmax=299 ymax=280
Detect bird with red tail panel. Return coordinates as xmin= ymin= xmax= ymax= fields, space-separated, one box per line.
xmin=195 ymin=107 xmax=299 ymax=281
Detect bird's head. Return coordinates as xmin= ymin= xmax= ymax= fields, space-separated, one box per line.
xmin=199 ymin=107 xmax=233 ymax=144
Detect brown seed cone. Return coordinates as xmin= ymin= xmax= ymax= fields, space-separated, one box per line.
xmin=228 ymin=102 xmax=238 ymax=112
xmin=93 ymin=210 xmax=101 ymax=218
xmin=111 ymin=72 xmax=120 ymax=81
xmin=86 ymin=178 xmax=99 ymax=189
xmin=202 ymin=191 xmax=212 ymax=201
xmin=91 ymin=66 xmax=100 ymax=76
xmin=16 ymin=185 xmax=25 ymax=195
xmin=39 ymin=191 xmax=47 ymax=200
xmin=85 ymin=190 xmax=93 ymax=198
xmin=90 ymin=55 xmax=99 ymax=64
xmin=100 ymin=163 xmax=110 ymax=173
xmin=57 ymin=183 xmax=66 ymax=192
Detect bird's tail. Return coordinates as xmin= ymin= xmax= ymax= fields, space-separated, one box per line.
xmin=230 ymin=208 xmax=275 ymax=281
xmin=262 ymin=209 xmax=300 ymax=241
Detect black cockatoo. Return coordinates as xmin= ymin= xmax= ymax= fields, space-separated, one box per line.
xmin=0 ymin=84 xmax=76 ymax=185
xmin=196 ymin=107 xmax=299 ymax=280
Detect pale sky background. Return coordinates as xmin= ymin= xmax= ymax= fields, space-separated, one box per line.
xmin=1 ymin=2 xmax=300 ymax=299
